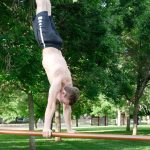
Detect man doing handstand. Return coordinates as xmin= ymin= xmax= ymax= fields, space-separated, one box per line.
xmin=33 ymin=0 xmax=79 ymax=138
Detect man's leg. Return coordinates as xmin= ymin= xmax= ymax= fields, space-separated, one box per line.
xmin=46 ymin=0 xmax=59 ymax=34
xmin=46 ymin=0 xmax=51 ymax=16
xmin=33 ymin=0 xmax=63 ymax=49
xmin=36 ymin=0 xmax=47 ymax=14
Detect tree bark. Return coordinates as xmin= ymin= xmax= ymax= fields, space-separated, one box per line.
xmin=104 ymin=115 xmax=107 ymax=126
xmin=132 ymin=73 xmax=149 ymax=135
xmin=125 ymin=101 xmax=131 ymax=131
xmin=132 ymin=97 xmax=140 ymax=135
xmin=28 ymin=92 xmax=36 ymax=150
xmin=34 ymin=117 xmax=39 ymax=129
xmin=55 ymin=102 xmax=61 ymax=142
xmin=91 ymin=116 xmax=93 ymax=126
xmin=147 ymin=116 xmax=150 ymax=125
xmin=75 ymin=116 xmax=78 ymax=127
xmin=98 ymin=116 xmax=100 ymax=126
xmin=122 ymin=113 xmax=125 ymax=125
xmin=125 ymin=111 xmax=131 ymax=131
xmin=117 ymin=109 xmax=121 ymax=127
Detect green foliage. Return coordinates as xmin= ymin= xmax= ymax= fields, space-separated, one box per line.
xmin=0 ymin=90 xmax=28 ymax=123
xmin=0 ymin=0 xmax=150 ymax=123
xmin=91 ymin=94 xmax=116 ymax=117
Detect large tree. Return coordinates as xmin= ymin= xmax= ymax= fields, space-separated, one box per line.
xmin=120 ymin=0 xmax=150 ymax=135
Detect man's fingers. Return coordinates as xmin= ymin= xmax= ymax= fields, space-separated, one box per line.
xmin=42 ymin=129 xmax=52 ymax=138
xmin=42 ymin=132 xmax=51 ymax=138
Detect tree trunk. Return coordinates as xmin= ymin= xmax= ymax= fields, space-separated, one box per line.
xmin=132 ymin=97 xmax=140 ymax=135
xmin=117 ymin=109 xmax=121 ymax=127
xmin=147 ymin=116 xmax=150 ymax=125
xmin=34 ymin=117 xmax=38 ymax=129
xmin=104 ymin=115 xmax=107 ymax=126
xmin=132 ymin=73 xmax=150 ymax=135
xmin=55 ymin=102 xmax=61 ymax=142
xmin=28 ymin=92 xmax=36 ymax=150
xmin=125 ymin=102 xmax=131 ymax=131
xmin=75 ymin=116 xmax=78 ymax=127
xmin=91 ymin=116 xmax=93 ymax=126
xmin=98 ymin=116 xmax=100 ymax=126
xmin=125 ymin=111 xmax=131 ymax=131
xmin=122 ymin=113 xmax=125 ymax=125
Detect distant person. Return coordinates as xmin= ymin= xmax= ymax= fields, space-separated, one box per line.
xmin=33 ymin=0 xmax=80 ymax=138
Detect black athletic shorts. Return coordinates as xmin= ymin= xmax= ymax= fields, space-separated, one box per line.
xmin=33 ymin=11 xmax=63 ymax=50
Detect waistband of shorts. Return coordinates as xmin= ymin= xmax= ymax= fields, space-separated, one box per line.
xmin=36 ymin=11 xmax=48 ymax=17
xmin=33 ymin=11 xmax=52 ymax=21
xmin=42 ymin=44 xmax=62 ymax=50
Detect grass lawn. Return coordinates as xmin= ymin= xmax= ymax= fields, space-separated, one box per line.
xmin=0 ymin=126 xmax=150 ymax=150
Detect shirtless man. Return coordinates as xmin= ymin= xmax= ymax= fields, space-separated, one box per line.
xmin=33 ymin=0 xmax=79 ymax=138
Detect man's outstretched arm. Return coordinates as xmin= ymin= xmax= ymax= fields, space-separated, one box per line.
xmin=43 ymin=78 xmax=62 ymax=138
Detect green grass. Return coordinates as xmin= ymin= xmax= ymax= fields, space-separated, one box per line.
xmin=0 ymin=126 xmax=150 ymax=150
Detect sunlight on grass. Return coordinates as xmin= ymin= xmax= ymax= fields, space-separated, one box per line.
xmin=0 ymin=126 xmax=149 ymax=150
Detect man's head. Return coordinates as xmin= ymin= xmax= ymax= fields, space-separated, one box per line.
xmin=60 ymin=85 xmax=80 ymax=105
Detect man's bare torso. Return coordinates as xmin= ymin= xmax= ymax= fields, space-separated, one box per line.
xmin=42 ymin=47 xmax=72 ymax=87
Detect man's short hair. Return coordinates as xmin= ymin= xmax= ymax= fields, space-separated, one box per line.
xmin=64 ymin=85 xmax=80 ymax=105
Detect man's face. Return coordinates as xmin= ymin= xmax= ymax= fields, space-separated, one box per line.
xmin=60 ymin=90 xmax=70 ymax=105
